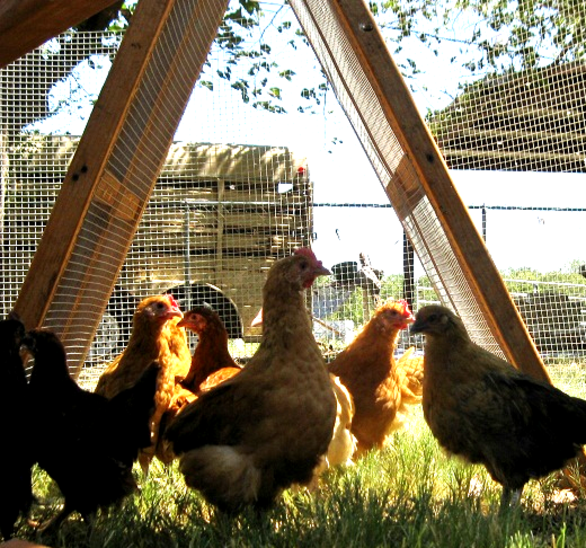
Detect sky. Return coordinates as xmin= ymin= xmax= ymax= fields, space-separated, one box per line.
xmin=29 ymin=4 xmax=586 ymax=277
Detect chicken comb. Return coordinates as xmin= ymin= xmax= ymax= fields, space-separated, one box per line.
xmin=167 ymin=294 xmax=180 ymax=309
xmin=293 ymin=247 xmax=318 ymax=262
xmin=397 ymin=299 xmax=414 ymax=317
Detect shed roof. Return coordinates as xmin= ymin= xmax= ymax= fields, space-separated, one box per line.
xmin=428 ymin=61 xmax=586 ymax=173
xmin=10 ymin=135 xmax=308 ymax=182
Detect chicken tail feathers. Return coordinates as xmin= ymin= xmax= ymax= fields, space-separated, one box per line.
xmin=178 ymin=446 xmax=262 ymax=513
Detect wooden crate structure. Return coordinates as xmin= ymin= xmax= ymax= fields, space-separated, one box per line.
xmin=128 ymin=141 xmax=312 ymax=337
xmin=5 ymin=135 xmax=311 ymax=359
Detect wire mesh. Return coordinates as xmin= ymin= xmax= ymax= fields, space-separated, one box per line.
xmin=428 ymin=63 xmax=586 ymax=173
xmin=289 ymin=0 xmax=510 ymax=357
xmin=1 ymin=1 xmax=586 ymax=384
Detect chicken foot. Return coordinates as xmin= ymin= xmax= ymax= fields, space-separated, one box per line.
xmin=499 ymin=486 xmax=523 ymax=514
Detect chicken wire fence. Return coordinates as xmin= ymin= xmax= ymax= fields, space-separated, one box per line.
xmin=1 ymin=2 xmax=586 ymax=382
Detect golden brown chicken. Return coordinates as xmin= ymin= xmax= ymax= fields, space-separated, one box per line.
xmin=309 ymin=374 xmax=356 ymax=487
xmin=325 ymin=375 xmax=356 ymax=468
xmin=328 ymin=299 xmax=418 ymax=456
xmin=95 ymin=294 xmax=191 ymax=474
xmin=156 ymin=305 xmax=243 ymax=464
xmin=396 ymin=346 xmax=425 ymax=406
xmin=164 ymin=248 xmax=336 ymax=514
xmin=411 ymin=304 xmax=586 ymax=510
xmin=178 ymin=306 xmax=242 ymax=393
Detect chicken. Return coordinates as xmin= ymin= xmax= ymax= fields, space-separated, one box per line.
xmin=0 ymin=313 xmax=33 ymax=541
xmin=21 ymin=329 xmax=159 ymax=532
xmin=250 ymin=307 xmax=356 ymax=481
xmin=326 ymin=375 xmax=356 ymax=469
xmin=178 ymin=305 xmax=243 ymax=393
xmin=311 ymin=374 xmax=356 ymax=483
xmin=328 ymin=299 xmax=418 ymax=456
xmin=411 ymin=304 xmax=586 ymax=510
xmin=95 ymin=294 xmax=191 ymax=473
xmin=156 ymin=306 xmax=243 ymax=464
xmin=164 ymin=248 xmax=336 ymax=513
xmin=396 ymin=346 xmax=425 ymax=405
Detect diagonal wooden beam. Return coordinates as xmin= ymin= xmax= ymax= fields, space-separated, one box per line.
xmin=0 ymin=0 xmax=124 ymax=68
xmin=290 ymin=0 xmax=548 ymax=383
xmin=14 ymin=0 xmax=228 ymax=373
xmin=328 ymin=0 xmax=548 ymax=382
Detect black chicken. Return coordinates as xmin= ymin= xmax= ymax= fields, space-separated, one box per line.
xmin=21 ymin=328 xmax=159 ymax=532
xmin=0 ymin=312 xmax=34 ymax=540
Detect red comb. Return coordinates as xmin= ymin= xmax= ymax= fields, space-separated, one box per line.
xmin=167 ymin=294 xmax=179 ymax=308
xmin=397 ymin=299 xmax=411 ymax=316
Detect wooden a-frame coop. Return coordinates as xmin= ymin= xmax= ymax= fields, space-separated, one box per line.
xmin=0 ymin=0 xmax=548 ymax=386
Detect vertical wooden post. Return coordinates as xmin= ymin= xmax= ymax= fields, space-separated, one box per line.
xmin=402 ymin=232 xmax=415 ymax=308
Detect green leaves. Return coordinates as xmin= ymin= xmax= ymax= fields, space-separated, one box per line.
xmin=372 ymin=0 xmax=586 ymax=87
xmin=55 ymin=0 xmax=586 ymax=119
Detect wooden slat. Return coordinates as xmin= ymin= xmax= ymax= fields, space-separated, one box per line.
xmin=15 ymin=0 xmax=176 ymax=329
xmin=142 ymin=212 xmax=304 ymax=229
xmin=124 ymin=255 xmax=276 ymax=278
xmin=139 ymin=217 xmax=303 ymax=234
xmin=329 ymin=0 xmax=549 ymax=382
xmin=130 ymin=232 xmax=277 ymax=252
xmin=148 ymin=188 xmax=311 ymax=204
xmin=0 ymin=0 xmax=123 ymax=68
xmin=442 ymin=147 xmax=586 ymax=165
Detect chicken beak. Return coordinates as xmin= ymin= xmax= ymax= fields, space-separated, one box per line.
xmin=166 ymin=294 xmax=183 ymax=320
xmin=314 ymin=263 xmax=331 ymax=277
xmin=400 ymin=315 xmax=415 ymax=330
xmin=167 ymin=308 xmax=184 ymax=321
xmin=410 ymin=320 xmax=425 ymax=334
xmin=303 ymin=263 xmax=331 ymax=289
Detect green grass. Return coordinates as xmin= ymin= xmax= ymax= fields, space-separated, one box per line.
xmin=13 ymin=363 xmax=586 ymax=547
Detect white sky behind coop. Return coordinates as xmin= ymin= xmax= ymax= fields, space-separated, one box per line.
xmin=30 ymin=1 xmax=586 ymax=277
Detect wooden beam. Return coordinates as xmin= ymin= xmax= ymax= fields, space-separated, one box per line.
xmin=14 ymin=0 xmax=228 ymax=373
xmin=320 ymin=0 xmax=549 ymax=382
xmin=442 ymin=147 xmax=586 ymax=165
xmin=436 ymin=127 xmax=586 ymax=148
xmin=0 ymin=0 xmax=123 ymax=68
xmin=15 ymin=0 xmax=175 ymax=329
